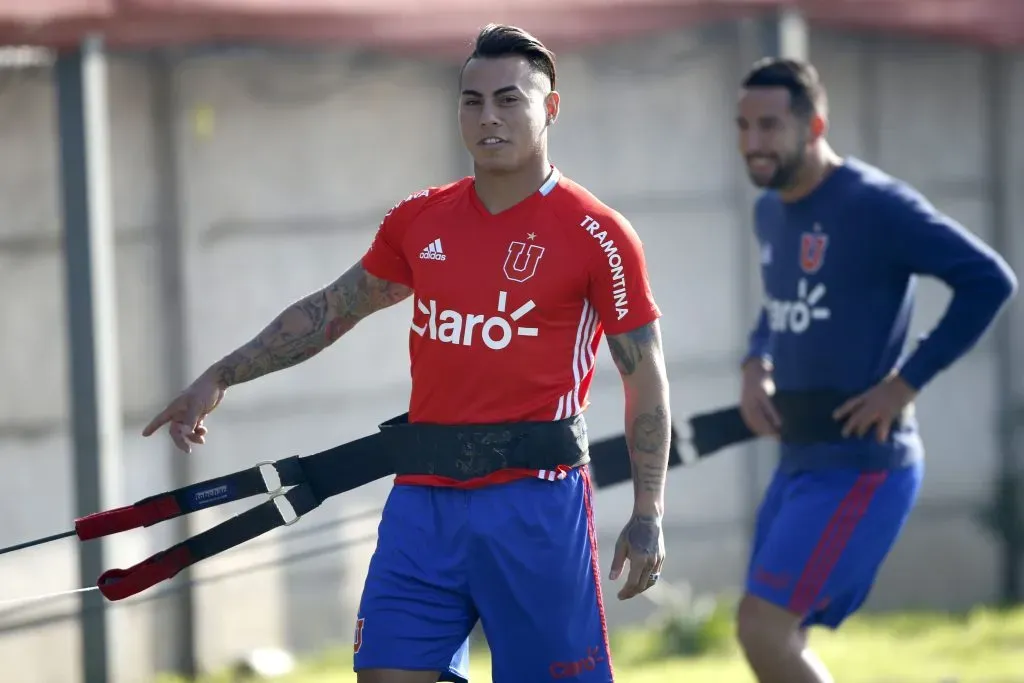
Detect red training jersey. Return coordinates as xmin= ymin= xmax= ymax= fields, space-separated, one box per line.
xmin=361 ymin=167 xmax=661 ymax=487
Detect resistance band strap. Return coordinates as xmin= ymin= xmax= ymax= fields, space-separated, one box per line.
xmin=73 ymin=456 xmax=309 ymax=541
xmin=84 ymin=408 xmax=757 ymax=602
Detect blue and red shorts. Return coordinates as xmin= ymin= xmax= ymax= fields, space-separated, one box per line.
xmin=746 ymin=462 xmax=923 ymax=628
xmin=353 ymin=466 xmax=614 ymax=682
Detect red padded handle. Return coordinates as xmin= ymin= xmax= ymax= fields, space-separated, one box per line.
xmin=75 ymin=496 xmax=182 ymax=540
xmin=96 ymin=546 xmax=192 ymax=601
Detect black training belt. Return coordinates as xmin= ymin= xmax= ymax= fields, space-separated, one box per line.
xmin=381 ymin=412 xmax=591 ymax=479
xmin=3 ymin=405 xmax=766 ymax=602
xmin=770 ymin=389 xmax=912 ymax=443
xmin=75 ymin=412 xmax=592 ymax=601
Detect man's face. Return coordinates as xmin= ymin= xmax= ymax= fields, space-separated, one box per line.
xmin=458 ymin=55 xmax=557 ymax=173
xmin=736 ymin=87 xmax=809 ymax=190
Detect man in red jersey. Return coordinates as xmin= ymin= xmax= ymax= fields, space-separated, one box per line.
xmin=143 ymin=24 xmax=671 ymax=683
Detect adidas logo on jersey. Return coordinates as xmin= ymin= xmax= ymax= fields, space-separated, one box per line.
xmin=419 ymin=238 xmax=446 ymax=261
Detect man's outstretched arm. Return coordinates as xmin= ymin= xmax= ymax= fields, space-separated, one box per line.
xmin=606 ymin=319 xmax=671 ymax=599
xmin=210 ymin=262 xmax=412 ymax=388
xmin=144 ymin=261 xmax=411 ymax=451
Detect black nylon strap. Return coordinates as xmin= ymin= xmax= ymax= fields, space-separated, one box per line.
xmin=689 ymin=407 xmax=755 ymax=456
xmin=682 ymin=389 xmax=914 ymax=457
xmin=587 ymin=424 xmax=687 ymax=489
xmin=297 ymin=432 xmax=395 ymax=502
xmin=132 ymin=466 xmax=271 ymax=517
xmin=131 ymin=431 xmax=396 ymax=578
xmin=183 ymin=484 xmax=324 ymax=565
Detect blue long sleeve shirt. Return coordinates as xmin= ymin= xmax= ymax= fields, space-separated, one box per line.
xmin=747 ymin=157 xmax=1017 ymax=471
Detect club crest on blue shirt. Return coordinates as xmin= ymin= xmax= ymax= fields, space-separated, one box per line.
xmin=800 ymin=223 xmax=829 ymax=274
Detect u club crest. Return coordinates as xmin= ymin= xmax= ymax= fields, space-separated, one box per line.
xmin=503 ymin=241 xmax=546 ymax=283
xmin=799 ymin=225 xmax=828 ymax=274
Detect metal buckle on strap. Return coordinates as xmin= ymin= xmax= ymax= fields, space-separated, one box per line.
xmin=256 ymin=460 xmax=306 ymax=527
xmin=255 ymin=460 xmax=286 ymax=496
xmin=269 ymin=490 xmax=303 ymax=527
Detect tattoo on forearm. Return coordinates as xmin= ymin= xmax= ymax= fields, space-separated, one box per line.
xmin=630 ymin=405 xmax=669 ymax=494
xmin=607 ymin=322 xmax=658 ymax=376
xmin=607 ymin=321 xmax=670 ymax=498
xmin=633 ymin=406 xmax=668 ymax=453
xmin=214 ymin=264 xmax=411 ymax=387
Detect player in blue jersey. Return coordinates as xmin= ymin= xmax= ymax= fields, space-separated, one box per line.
xmin=733 ymin=57 xmax=1017 ymax=682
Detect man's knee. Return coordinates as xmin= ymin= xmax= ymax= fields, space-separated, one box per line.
xmin=736 ymin=593 xmax=805 ymax=654
xmin=357 ymin=669 xmax=443 ymax=683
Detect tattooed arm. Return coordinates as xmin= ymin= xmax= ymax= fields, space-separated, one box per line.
xmin=143 ymin=261 xmax=411 ymax=452
xmin=606 ymin=319 xmax=671 ymax=599
xmin=208 ymin=262 xmax=411 ymax=388
xmin=607 ymin=319 xmax=671 ymax=515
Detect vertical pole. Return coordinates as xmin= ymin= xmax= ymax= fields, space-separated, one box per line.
xmin=55 ymin=34 xmax=122 ymax=683
xmin=150 ymin=52 xmax=198 ymax=677
xmin=733 ymin=17 xmax=767 ymax=542
xmin=777 ymin=7 xmax=809 ymax=61
xmin=984 ymin=49 xmax=1021 ymax=605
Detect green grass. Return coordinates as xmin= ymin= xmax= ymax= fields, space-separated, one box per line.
xmin=160 ymin=604 xmax=1024 ymax=683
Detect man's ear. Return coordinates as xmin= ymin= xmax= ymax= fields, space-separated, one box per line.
xmin=809 ymin=111 xmax=828 ymax=142
xmin=545 ymin=91 xmax=560 ymax=125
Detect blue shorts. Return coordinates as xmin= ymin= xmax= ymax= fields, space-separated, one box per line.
xmin=745 ymin=462 xmax=923 ymax=629
xmin=353 ymin=467 xmax=613 ymax=683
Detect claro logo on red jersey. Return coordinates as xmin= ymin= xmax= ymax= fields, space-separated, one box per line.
xmin=410 ymin=291 xmax=538 ymax=350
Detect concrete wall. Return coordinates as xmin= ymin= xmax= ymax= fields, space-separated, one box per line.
xmin=0 ymin=22 xmax=1019 ymax=682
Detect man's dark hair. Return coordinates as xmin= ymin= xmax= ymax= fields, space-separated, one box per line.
xmin=741 ymin=57 xmax=826 ymax=120
xmin=462 ymin=24 xmax=557 ymax=89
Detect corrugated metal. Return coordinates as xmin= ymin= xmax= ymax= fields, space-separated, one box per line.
xmin=0 ymin=0 xmax=1018 ymax=53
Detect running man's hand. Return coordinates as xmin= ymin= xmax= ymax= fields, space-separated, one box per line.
xmin=833 ymin=372 xmax=918 ymax=443
xmin=739 ymin=357 xmax=781 ymax=437
xmin=143 ymin=374 xmax=225 ymax=453
xmin=609 ymin=511 xmax=666 ymax=600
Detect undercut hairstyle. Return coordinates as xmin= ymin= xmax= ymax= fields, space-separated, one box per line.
xmin=462 ymin=23 xmax=557 ymax=89
xmin=741 ymin=57 xmax=827 ymax=120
